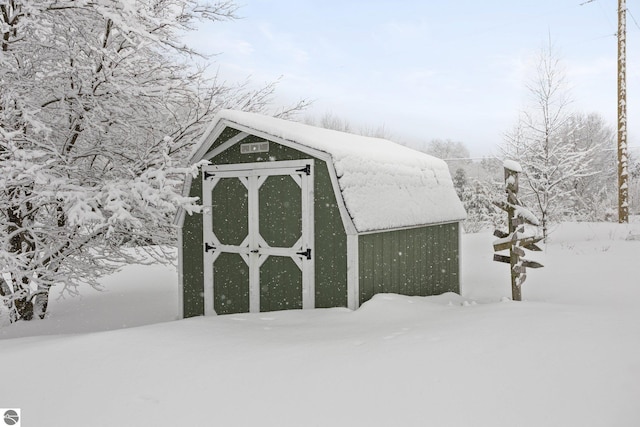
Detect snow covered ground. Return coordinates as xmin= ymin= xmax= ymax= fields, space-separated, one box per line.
xmin=1 ymin=221 xmax=639 ymax=427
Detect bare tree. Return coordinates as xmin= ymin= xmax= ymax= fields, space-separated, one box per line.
xmin=422 ymin=139 xmax=471 ymax=162
xmin=501 ymin=40 xmax=599 ymax=240
xmin=304 ymin=111 xmax=391 ymax=139
xmin=559 ymin=112 xmax=616 ymax=220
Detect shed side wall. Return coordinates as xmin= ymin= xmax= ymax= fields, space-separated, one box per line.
xmin=358 ymin=222 xmax=460 ymax=304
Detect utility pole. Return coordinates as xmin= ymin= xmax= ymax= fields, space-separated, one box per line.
xmin=618 ymin=0 xmax=629 ymax=223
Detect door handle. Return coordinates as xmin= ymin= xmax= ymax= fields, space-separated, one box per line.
xmin=296 ymin=248 xmax=312 ymax=260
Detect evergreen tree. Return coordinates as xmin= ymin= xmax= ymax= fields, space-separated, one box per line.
xmin=460 ymin=179 xmax=504 ymax=233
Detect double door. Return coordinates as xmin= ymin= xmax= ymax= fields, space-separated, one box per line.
xmin=202 ymin=160 xmax=314 ymax=314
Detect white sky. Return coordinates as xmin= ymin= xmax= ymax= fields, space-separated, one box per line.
xmin=185 ymin=0 xmax=639 ymax=157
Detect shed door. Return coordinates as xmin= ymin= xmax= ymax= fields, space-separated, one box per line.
xmin=202 ymin=160 xmax=314 ymax=315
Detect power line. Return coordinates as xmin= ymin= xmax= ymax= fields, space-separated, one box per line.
xmin=440 ymin=145 xmax=640 ymax=161
xmin=627 ymin=8 xmax=640 ymax=30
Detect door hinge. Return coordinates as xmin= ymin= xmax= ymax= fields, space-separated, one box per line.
xmin=204 ymin=242 xmax=216 ymax=253
xmin=296 ymin=248 xmax=312 ymax=260
xmin=295 ymin=164 xmax=311 ymax=176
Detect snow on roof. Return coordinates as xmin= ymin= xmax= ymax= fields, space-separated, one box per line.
xmin=201 ymin=110 xmax=466 ymax=232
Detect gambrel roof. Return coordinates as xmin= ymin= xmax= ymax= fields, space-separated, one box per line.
xmin=186 ymin=110 xmax=466 ymax=233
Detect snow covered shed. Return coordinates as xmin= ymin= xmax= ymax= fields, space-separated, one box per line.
xmin=176 ymin=110 xmax=466 ymax=317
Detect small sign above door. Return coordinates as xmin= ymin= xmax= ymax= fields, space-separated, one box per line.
xmin=240 ymin=141 xmax=269 ymax=154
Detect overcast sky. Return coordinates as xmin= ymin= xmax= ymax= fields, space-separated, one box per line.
xmin=185 ymin=0 xmax=639 ymax=157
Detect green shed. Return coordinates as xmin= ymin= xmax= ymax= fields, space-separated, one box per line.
xmin=175 ymin=110 xmax=466 ymax=317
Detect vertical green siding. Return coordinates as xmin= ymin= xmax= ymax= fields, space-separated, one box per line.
xmin=259 ymin=175 xmax=302 ymax=248
xmin=209 ymin=127 xmax=243 ymax=152
xmin=181 ymin=171 xmax=205 ymax=317
xmin=212 ymin=177 xmax=248 ymax=245
xmin=214 ymin=134 xmax=307 ymax=165
xmin=358 ymin=222 xmax=460 ymax=305
xmin=214 ymin=252 xmax=250 ymax=314
xmin=313 ymin=164 xmax=347 ymax=308
xmin=260 ymin=257 xmax=303 ymax=312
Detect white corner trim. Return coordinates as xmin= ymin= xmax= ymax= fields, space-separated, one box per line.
xmin=325 ymin=162 xmax=358 ymax=236
xmin=346 ymin=234 xmax=359 ymax=310
xmin=177 ymin=228 xmax=184 ymax=319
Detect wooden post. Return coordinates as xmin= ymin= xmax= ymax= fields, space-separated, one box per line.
xmin=504 ymin=167 xmax=521 ymax=301
xmin=493 ymin=160 xmax=542 ymax=301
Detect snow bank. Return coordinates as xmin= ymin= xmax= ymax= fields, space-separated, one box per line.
xmin=0 ymin=261 xmax=178 ymax=337
xmin=2 ymin=222 xmax=639 ymax=427
xmin=206 ymin=110 xmax=467 ymax=232
xmin=545 ymin=220 xmax=640 ymax=243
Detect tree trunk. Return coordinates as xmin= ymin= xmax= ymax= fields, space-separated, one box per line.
xmin=14 ymin=295 xmax=34 ymax=321
xmin=33 ymin=284 xmax=51 ymax=320
xmin=0 ymin=277 xmax=45 ymax=322
xmin=13 ymin=276 xmax=35 ymax=321
xmin=0 ymin=279 xmax=17 ymax=322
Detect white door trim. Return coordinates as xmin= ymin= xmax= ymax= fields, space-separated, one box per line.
xmin=202 ymin=160 xmax=315 ymax=314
